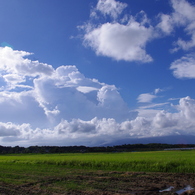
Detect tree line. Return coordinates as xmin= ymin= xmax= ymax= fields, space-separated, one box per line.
xmin=0 ymin=143 xmax=194 ymax=154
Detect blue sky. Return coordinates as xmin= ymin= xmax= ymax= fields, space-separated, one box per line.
xmin=0 ymin=0 xmax=195 ymax=146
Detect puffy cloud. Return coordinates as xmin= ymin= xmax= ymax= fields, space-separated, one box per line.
xmin=178 ymin=96 xmax=195 ymax=121
xmin=171 ymin=0 xmax=195 ymax=26
xmin=129 ymin=96 xmax=195 ymax=138
xmin=33 ymin=66 xmax=136 ymax=123
xmin=81 ymin=0 xmax=153 ymax=63
xmin=0 ymin=47 xmax=54 ymax=90
xmin=152 ymin=111 xmax=178 ymax=129
xmin=0 ymin=47 xmax=54 ymax=77
xmin=157 ymin=14 xmax=174 ymax=35
xmin=98 ymin=85 xmax=124 ymax=107
xmin=170 ymin=54 xmax=195 ymax=79
xmin=0 ymin=122 xmax=21 ymax=137
xmin=0 ymin=94 xmax=195 ymax=146
xmin=157 ymin=0 xmax=195 ymax=50
xmin=84 ymin=20 xmax=153 ymax=62
xmin=1 ymin=46 xmax=195 ymax=146
xmin=172 ymin=0 xmax=195 ymax=51
xmin=96 ymin=0 xmax=127 ymax=19
xmin=55 ymin=117 xmax=123 ymax=138
xmin=56 ymin=118 xmax=96 ymax=135
xmin=82 ymin=0 xmax=195 ymax=64
xmin=151 ymin=97 xmax=195 ymax=134
xmin=163 ymin=0 xmax=195 ymax=80
xmin=0 ymin=46 xmax=135 ymax=126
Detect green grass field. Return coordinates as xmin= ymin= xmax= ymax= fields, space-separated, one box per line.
xmin=0 ymin=150 xmax=195 ymax=173
xmin=0 ymin=150 xmax=195 ymax=194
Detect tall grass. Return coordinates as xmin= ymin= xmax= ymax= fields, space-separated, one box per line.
xmin=0 ymin=150 xmax=195 ymax=173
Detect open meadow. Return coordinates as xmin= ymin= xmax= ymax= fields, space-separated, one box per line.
xmin=0 ymin=150 xmax=195 ymax=194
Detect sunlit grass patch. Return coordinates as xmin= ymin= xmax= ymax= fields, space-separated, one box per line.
xmin=0 ymin=150 xmax=195 ymax=173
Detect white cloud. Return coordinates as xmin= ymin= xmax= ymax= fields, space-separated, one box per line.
xmin=173 ymin=0 xmax=195 ymax=51
xmin=0 ymin=90 xmax=48 ymax=128
xmin=96 ymin=0 xmax=127 ymax=19
xmin=154 ymin=88 xmax=163 ymax=94
xmin=171 ymin=0 xmax=195 ymax=25
xmin=137 ymin=102 xmax=170 ymax=119
xmin=157 ymin=14 xmax=174 ymax=35
xmin=82 ymin=0 xmax=195 ymax=64
xmin=137 ymin=93 xmax=157 ymax=103
xmin=0 ymin=93 xmax=195 ymax=146
xmin=127 ymin=96 xmax=195 ymax=138
xmin=33 ymin=71 xmax=100 ymax=121
xmin=76 ymin=86 xmax=98 ymax=93
xmin=0 ymin=122 xmax=21 ymax=137
xmin=0 ymin=46 xmax=136 ymax=126
xmin=162 ymin=0 xmax=195 ymax=80
xmin=52 ymin=96 xmax=195 ymax=140
xmin=178 ymin=96 xmax=195 ymax=121
xmin=0 ymin=47 xmax=54 ymax=90
xmin=33 ymin=67 xmax=136 ymax=123
xmin=1 ymin=46 xmax=195 ymax=146
xmin=170 ymin=54 xmax=195 ymax=79
xmin=84 ymin=21 xmax=153 ymax=62
xmin=97 ymin=85 xmax=123 ymax=107
xmin=152 ymin=111 xmax=178 ymax=129
xmin=2 ymin=74 xmax=26 ymax=89
xmin=0 ymin=47 xmax=54 ymax=77
xmin=157 ymin=0 xmax=195 ymax=51
xmin=81 ymin=0 xmax=154 ymax=63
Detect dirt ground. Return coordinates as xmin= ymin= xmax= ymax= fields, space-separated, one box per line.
xmin=0 ymin=171 xmax=195 ymax=195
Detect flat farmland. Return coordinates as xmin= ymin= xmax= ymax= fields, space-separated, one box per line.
xmin=0 ymin=151 xmax=195 ymax=194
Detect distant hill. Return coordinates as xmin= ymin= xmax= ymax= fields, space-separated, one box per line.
xmin=0 ymin=135 xmax=195 ymax=154
xmin=101 ymin=135 xmax=195 ymax=146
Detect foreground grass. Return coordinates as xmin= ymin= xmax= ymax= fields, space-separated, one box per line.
xmin=2 ymin=163 xmax=195 ymax=195
xmin=0 ymin=151 xmax=195 ymax=194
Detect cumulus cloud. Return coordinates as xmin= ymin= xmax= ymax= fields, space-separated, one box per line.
xmin=157 ymin=0 xmax=195 ymax=80
xmin=1 ymin=44 xmax=195 ymax=146
xmin=0 ymin=47 xmax=54 ymax=90
xmin=0 ymin=46 xmax=136 ymax=129
xmin=170 ymin=54 xmax=195 ymax=79
xmin=157 ymin=0 xmax=195 ymax=51
xmin=125 ymin=96 xmax=195 ymax=138
xmin=1 ymin=96 xmax=195 ymax=146
xmin=84 ymin=20 xmax=153 ymax=62
xmin=0 ymin=122 xmax=21 ymax=137
xmin=0 ymin=47 xmax=54 ymax=77
xmin=81 ymin=0 xmax=195 ymax=64
xmin=95 ymin=0 xmax=127 ymax=19
xmin=33 ymin=65 xmax=136 ymax=123
xmin=157 ymin=14 xmax=174 ymax=35
xmin=81 ymin=0 xmax=154 ymax=63
xmin=172 ymin=0 xmax=195 ymax=51
xmin=178 ymin=96 xmax=195 ymax=121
